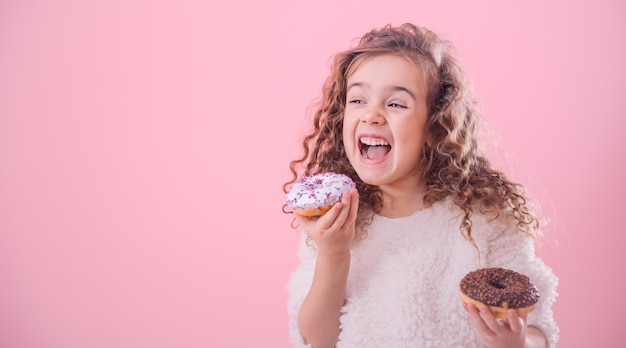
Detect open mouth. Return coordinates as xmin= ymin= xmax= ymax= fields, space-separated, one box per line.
xmin=359 ymin=136 xmax=391 ymax=160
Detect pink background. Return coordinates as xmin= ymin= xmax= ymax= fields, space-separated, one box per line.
xmin=1 ymin=0 xmax=624 ymax=347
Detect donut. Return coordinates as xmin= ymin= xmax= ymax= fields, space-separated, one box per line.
xmin=286 ymin=172 xmax=356 ymax=217
xmin=459 ymin=267 xmax=540 ymax=320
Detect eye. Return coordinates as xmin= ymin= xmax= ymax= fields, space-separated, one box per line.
xmin=349 ymin=99 xmax=365 ymax=104
xmin=388 ymin=102 xmax=407 ymax=108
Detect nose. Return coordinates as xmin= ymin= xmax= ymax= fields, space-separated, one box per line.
xmin=360 ymin=105 xmax=386 ymax=125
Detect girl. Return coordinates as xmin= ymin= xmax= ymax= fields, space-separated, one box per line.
xmin=284 ymin=23 xmax=558 ymax=348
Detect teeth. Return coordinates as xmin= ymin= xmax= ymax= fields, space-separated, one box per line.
xmin=360 ymin=137 xmax=389 ymax=146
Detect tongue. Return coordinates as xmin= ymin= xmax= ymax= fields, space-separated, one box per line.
xmin=366 ymin=145 xmax=391 ymax=160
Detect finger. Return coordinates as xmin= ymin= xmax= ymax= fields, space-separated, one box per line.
xmin=327 ymin=190 xmax=352 ymax=229
xmin=309 ymin=203 xmax=340 ymax=229
xmin=294 ymin=189 xmax=356 ymax=232
xmin=477 ymin=303 xmax=505 ymax=333
xmin=464 ymin=303 xmax=495 ymax=337
xmin=345 ymin=189 xmax=359 ymax=226
xmin=336 ymin=189 xmax=357 ymax=225
xmin=507 ymin=309 xmax=525 ymax=333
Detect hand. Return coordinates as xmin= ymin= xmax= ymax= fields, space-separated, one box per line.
xmin=464 ymin=303 xmax=527 ymax=348
xmin=293 ymin=188 xmax=359 ymax=256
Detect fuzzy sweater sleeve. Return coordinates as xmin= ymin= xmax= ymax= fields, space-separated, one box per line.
xmin=285 ymin=232 xmax=315 ymax=348
xmin=484 ymin=220 xmax=559 ymax=348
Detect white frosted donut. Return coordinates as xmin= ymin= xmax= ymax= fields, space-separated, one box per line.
xmin=286 ymin=172 xmax=356 ymax=216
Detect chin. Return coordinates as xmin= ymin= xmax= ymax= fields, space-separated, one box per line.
xmin=353 ymin=170 xmax=385 ymax=187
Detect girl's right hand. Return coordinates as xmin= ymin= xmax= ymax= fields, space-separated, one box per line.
xmin=293 ymin=188 xmax=359 ymax=256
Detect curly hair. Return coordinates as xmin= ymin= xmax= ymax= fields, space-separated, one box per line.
xmin=284 ymin=23 xmax=539 ymax=244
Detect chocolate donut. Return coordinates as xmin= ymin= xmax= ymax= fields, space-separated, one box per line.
xmin=459 ymin=267 xmax=540 ymax=320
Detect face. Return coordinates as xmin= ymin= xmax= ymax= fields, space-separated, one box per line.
xmin=342 ymin=54 xmax=429 ymax=190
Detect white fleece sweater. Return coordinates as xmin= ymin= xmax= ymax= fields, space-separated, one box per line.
xmin=286 ymin=198 xmax=559 ymax=347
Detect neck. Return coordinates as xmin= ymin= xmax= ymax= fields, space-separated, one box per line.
xmin=378 ymin=178 xmax=427 ymax=218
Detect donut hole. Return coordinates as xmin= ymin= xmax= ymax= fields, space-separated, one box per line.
xmin=487 ymin=279 xmax=507 ymax=290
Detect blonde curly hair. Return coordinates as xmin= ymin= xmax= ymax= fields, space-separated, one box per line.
xmin=284 ymin=23 xmax=539 ymax=244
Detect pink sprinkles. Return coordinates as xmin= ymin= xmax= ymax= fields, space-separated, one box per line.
xmin=286 ymin=172 xmax=356 ymax=209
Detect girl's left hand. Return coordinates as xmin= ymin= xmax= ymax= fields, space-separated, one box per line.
xmin=464 ymin=303 xmax=526 ymax=348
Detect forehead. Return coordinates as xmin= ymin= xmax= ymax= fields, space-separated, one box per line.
xmin=347 ymin=54 xmax=427 ymax=91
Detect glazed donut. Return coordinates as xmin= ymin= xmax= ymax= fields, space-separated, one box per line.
xmin=459 ymin=267 xmax=540 ymax=320
xmin=286 ymin=172 xmax=356 ymax=217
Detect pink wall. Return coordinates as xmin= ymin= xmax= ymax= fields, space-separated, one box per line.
xmin=1 ymin=0 xmax=624 ymax=347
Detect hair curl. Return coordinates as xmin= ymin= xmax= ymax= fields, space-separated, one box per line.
xmin=284 ymin=23 xmax=539 ymax=244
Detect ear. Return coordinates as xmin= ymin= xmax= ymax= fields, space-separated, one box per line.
xmin=424 ymin=132 xmax=433 ymax=148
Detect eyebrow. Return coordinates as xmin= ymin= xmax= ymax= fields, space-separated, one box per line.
xmin=346 ymin=82 xmax=417 ymax=100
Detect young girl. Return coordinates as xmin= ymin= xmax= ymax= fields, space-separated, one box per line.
xmin=284 ymin=23 xmax=558 ymax=348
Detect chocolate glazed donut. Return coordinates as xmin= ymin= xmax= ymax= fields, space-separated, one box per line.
xmin=459 ymin=267 xmax=540 ymax=320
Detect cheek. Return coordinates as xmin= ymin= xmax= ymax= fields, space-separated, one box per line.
xmin=397 ymin=122 xmax=427 ymax=153
xmin=342 ymin=120 xmax=360 ymax=162
xmin=342 ymin=119 xmax=354 ymax=145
